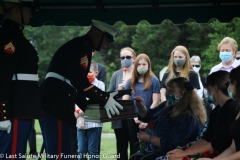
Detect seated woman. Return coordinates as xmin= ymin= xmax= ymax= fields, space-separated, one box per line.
xmin=129 ymin=77 xmax=207 ymax=160
xmin=167 ymin=71 xmax=239 ymax=160
xmin=198 ymin=66 xmax=240 ymax=160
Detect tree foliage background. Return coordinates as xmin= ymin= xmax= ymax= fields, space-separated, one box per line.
xmin=23 ymin=18 xmax=240 ymax=88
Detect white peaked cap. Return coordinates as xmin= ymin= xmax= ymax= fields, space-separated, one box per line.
xmin=92 ymin=20 xmax=120 ymax=37
xmin=3 ymin=0 xmax=33 ymax=2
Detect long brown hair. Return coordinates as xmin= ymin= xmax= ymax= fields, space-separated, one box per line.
xmin=165 ymin=46 xmax=193 ymax=85
xmin=130 ymin=53 xmax=155 ymax=93
xmin=166 ymin=77 xmax=207 ymax=124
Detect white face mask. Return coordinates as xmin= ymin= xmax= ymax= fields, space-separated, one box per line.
xmin=193 ymin=66 xmax=200 ymax=73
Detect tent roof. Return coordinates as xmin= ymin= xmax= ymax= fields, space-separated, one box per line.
xmin=2 ymin=0 xmax=240 ymax=26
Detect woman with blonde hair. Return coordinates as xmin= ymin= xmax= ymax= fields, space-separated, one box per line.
xmin=108 ymin=47 xmax=137 ymax=160
xmin=160 ymin=45 xmax=200 ymax=103
xmin=129 ymin=77 xmax=206 ymax=160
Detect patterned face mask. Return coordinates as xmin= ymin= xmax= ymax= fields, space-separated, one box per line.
xmin=166 ymin=94 xmax=178 ymax=106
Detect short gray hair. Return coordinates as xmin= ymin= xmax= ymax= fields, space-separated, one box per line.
xmin=190 ymin=55 xmax=201 ymax=65
xmin=90 ymin=61 xmax=98 ymax=71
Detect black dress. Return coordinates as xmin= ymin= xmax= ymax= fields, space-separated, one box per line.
xmin=229 ymin=116 xmax=240 ymax=151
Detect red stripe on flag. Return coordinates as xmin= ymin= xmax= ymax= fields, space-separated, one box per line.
xmin=11 ymin=119 xmax=18 ymax=160
xmin=57 ymin=121 xmax=62 ymax=160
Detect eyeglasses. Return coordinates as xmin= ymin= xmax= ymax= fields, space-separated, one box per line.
xmin=120 ymin=56 xmax=133 ymax=60
xmin=236 ymin=57 xmax=240 ymax=60
xmin=192 ymin=65 xmax=200 ymax=68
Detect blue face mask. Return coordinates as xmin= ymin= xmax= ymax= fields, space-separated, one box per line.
xmin=219 ymin=52 xmax=232 ymax=62
xmin=208 ymin=95 xmax=215 ymax=103
xmin=228 ymin=86 xmax=233 ymax=99
xmin=121 ymin=59 xmax=133 ymax=68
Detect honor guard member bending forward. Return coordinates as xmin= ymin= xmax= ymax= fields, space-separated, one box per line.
xmin=0 ymin=0 xmax=42 ymax=158
xmin=39 ymin=20 xmax=123 ymax=158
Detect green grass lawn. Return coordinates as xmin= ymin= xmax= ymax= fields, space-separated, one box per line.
xmin=27 ymin=137 xmax=118 ymax=160
xmin=27 ymin=120 xmax=119 ymax=160
xmin=27 ymin=138 xmax=116 ymax=160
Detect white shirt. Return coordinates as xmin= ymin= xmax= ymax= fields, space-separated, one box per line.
xmin=209 ymin=59 xmax=240 ymax=74
xmin=196 ymin=77 xmax=203 ymax=99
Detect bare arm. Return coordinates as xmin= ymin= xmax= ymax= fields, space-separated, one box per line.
xmin=74 ymin=104 xmax=83 ymax=119
xmin=150 ymin=93 xmax=160 ymax=109
xmin=160 ymin=88 xmax=166 ymax=102
xmin=167 ymin=140 xmax=213 ymax=160
xmin=219 ymin=151 xmax=240 ymax=160
xmin=188 ymin=139 xmax=209 ymax=150
xmin=185 ymin=142 xmax=213 ymax=158
xmin=134 ymin=96 xmax=147 ymax=118
xmin=198 ymin=141 xmax=238 ymax=160
xmin=213 ymin=140 xmax=236 ymax=160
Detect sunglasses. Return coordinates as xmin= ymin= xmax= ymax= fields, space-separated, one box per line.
xmin=236 ymin=57 xmax=240 ymax=60
xmin=120 ymin=56 xmax=133 ymax=60
xmin=192 ymin=65 xmax=200 ymax=68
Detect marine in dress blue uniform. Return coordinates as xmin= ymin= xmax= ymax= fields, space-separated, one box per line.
xmin=39 ymin=20 xmax=123 ymax=159
xmin=0 ymin=0 xmax=41 ymax=159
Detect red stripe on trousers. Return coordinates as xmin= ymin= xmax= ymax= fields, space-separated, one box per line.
xmin=11 ymin=119 xmax=18 ymax=160
xmin=57 ymin=121 xmax=62 ymax=160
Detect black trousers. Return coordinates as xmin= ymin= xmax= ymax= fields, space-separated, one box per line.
xmin=127 ymin=119 xmax=139 ymax=157
xmin=28 ymin=120 xmax=37 ymax=154
xmin=114 ymin=119 xmax=130 ymax=160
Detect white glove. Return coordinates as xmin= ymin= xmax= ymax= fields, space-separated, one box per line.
xmin=0 ymin=120 xmax=11 ymax=134
xmin=104 ymin=91 xmax=123 ymax=118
